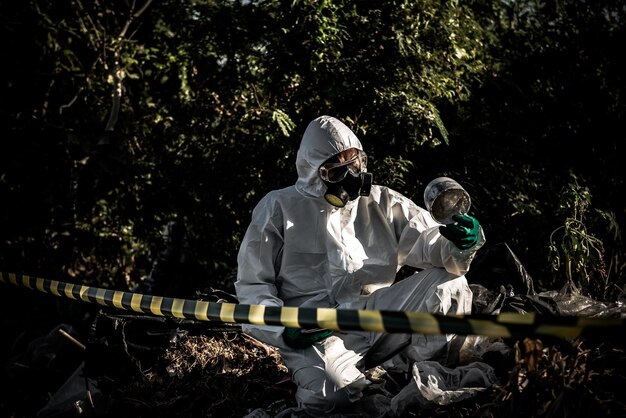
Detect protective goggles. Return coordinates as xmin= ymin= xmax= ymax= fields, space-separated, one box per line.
xmin=318 ymin=150 xmax=367 ymax=183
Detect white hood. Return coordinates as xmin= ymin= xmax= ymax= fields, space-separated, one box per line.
xmin=295 ymin=115 xmax=364 ymax=198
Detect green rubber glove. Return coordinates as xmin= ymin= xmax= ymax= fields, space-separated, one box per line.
xmin=439 ymin=213 xmax=480 ymax=250
xmin=283 ymin=327 xmax=333 ymax=349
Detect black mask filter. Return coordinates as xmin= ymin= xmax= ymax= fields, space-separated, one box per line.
xmin=323 ymin=171 xmax=373 ymax=208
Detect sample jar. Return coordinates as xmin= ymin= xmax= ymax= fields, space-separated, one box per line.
xmin=423 ymin=177 xmax=471 ymax=224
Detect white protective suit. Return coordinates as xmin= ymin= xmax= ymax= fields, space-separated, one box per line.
xmin=235 ymin=115 xmax=486 ymax=415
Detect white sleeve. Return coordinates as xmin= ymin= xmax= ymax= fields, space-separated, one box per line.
xmin=397 ymin=200 xmax=485 ymax=276
xmin=234 ymin=194 xmax=288 ymax=348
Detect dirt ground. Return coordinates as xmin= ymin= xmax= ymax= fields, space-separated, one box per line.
xmin=1 ymin=278 xmax=625 ymax=418
xmin=108 ymin=331 xmax=626 ymax=418
xmin=5 ymin=311 xmax=623 ymax=418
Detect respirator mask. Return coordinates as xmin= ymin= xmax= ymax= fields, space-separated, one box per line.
xmin=319 ymin=149 xmax=373 ymax=208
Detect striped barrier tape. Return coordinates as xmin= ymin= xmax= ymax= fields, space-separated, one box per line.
xmin=1 ymin=271 xmax=624 ymax=340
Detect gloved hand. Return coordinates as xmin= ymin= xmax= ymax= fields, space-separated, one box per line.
xmin=283 ymin=327 xmax=333 ymax=349
xmin=439 ymin=213 xmax=480 ymax=250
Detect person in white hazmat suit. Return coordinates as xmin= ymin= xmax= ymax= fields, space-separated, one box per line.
xmin=235 ymin=115 xmax=487 ymax=415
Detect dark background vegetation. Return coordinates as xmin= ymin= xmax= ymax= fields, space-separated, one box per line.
xmin=0 ymin=0 xmax=624 ymax=415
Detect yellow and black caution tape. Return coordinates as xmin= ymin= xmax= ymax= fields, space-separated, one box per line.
xmin=1 ymin=271 xmax=624 ymax=340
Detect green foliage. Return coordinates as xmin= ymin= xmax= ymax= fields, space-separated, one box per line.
xmin=431 ymin=0 xmax=625 ymax=291
xmin=0 ymin=0 xmax=623 ymax=301
xmin=373 ymin=156 xmax=414 ymax=192
xmin=548 ymin=173 xmax=619 ymax=299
